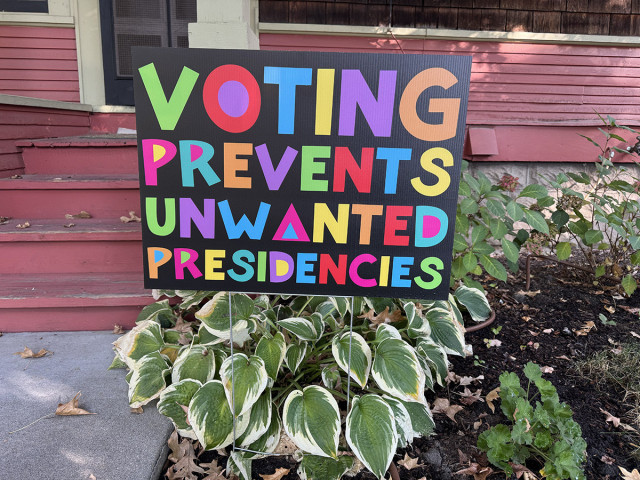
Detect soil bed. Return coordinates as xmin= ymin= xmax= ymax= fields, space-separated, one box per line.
xmin=168 ymin=259 xmax=640 ymax=479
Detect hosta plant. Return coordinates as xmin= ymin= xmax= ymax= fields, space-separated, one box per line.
xmin=478 ymin=362 xmax=587 ymax=480
xmin=111 ymin=287 xmax=486 ymax=479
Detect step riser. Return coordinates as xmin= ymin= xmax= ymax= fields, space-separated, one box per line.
xmin=1 ymin=188 xmax=141 ymax=219
xmin=23 ymin=146 xmax=138 ymax=175
xmin=1 ymin=240 xmax=143 ymax=274
xmin=0 ymin=306 xmax=143 ymax=332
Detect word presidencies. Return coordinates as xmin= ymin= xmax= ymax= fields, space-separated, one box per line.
xmin=133 ymin=47 xmax=471 ymax=298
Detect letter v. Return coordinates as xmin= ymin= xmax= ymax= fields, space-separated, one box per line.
xmin=138 ymin=63 xmax=199 ymax=130
xmin=255 ymin=144 xmax=298 ymax=190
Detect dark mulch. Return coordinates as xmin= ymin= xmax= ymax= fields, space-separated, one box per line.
xmin=176 ymin=258 xmax=640 ymax=479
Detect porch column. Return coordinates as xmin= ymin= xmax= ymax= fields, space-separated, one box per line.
xmin=189 ymin=0 xmax=259 ymax=50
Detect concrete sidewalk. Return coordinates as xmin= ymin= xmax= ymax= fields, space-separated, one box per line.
xmin=0 ymin=331 xmax=172 ymax=480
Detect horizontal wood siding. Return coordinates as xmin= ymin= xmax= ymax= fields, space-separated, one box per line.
xmin=260 ymin=33 xmax=640 ymax=127
xmin=0 ymin=26 xmax=80 ymax=102
xmin=0 ymin=105 xmax=89 ymax=176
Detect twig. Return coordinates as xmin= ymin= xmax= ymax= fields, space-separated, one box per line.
xmin=9 ymin=413 xmax=54 ymax=434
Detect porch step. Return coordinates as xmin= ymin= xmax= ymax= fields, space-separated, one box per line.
xmin=0 ymin=219 xmax=142 ymax=274
xmin=0 ymin=272 xmax=154 ymax=332
xmin=17 ymin=134 xmax=138 ymax=175
xmin=0 ymin=174 xmax=140 ymax=219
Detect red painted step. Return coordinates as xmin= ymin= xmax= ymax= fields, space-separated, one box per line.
xmin=0 ymin=219 xmax=143 ymax=274
xmin=0 ymin=272 xmax=154 ymax=332
xmin=0 ymin=174 xmax=141 ymax=219
xmin=18 ymin=134 xmax=138 ymax=175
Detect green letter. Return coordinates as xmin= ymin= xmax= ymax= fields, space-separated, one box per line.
xmin=146 ymin=197 xmax=176 ymax=236
xmin=414 ymin=256 xmax=443 ymax=290
xmin=301 ymin=146 xmax=330 ymax=192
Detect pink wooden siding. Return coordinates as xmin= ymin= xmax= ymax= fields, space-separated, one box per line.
xmin=260 ymin=34 xmax=640 ymax=127
xmin=0 ymin=25 xmax=80 ymax=102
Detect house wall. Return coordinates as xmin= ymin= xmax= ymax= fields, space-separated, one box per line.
xmin=0 ymin=25 xmax=79 ymax=102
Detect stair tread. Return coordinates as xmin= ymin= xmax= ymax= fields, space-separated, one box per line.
xmin=0 ymin=272 xmax=149 ymax=298
xmin=0 ymin=218 xmax=142 ymax=240
xmin=0 ymin=174 xmax=139 ymax=189
xmin=16 ymin=134 xmax=137 ymax=148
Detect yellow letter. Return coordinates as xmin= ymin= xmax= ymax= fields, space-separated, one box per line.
xmin=313 ymin=203 xmax=350 ymax=244
xmin=411 ymin=147 xmax=452 ymax=197
xmin=205 ymin=249 xmax=226 ymax=280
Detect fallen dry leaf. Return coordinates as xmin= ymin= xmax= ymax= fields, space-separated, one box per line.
xmin=89 ymin=475 xmax=96 ymax=480
xmin=510 ymin=463 xmax=538 ymax=479
xmin=454 ymin=463 xmax=494 ymax=480
xmin=55 ymin=392 xmax=96 ymax=416
xmin=486 ymin=387 xmax=500 ymax=413
xmin=120 ymin=211 xmax=141 ymax=223
xmin=65 ymin=211 xmax=92 ymax=219
xmin=517 ymin=290 xmax=540 ymax=297
xmin=458 ymin=388 xmax=484 ymax=406
xmin=16 ymin=221 xmax=30 ymax=229
xmin=432 ymin=398 xmax=464 ymax=423
xmin=130 ymin=406 xmax=143 ymax=414
xmin=473 ymin=420 xmax=483 ymax=430
xmin=600 ymin=455 xmax=615 ymax=465
xmin=359 ymin=306 xmax=404 ymax=328
xmin=63 ymin=223 xmax=75 ymax=228
xmin=604 ymin=305 xmax=615 ymax=314
xmin=259 ymin=467 xmax=290 ymax=480
xmin=556 ymin=355 xmax=571 ymax=361
xmin=200 ymin=459 xmax=225 ymax=480
xmin=10 ymin=174 xmax=22 ymax=179
xmin=600 ymin=408 xmax=620 ymax=427
xmin=485 ymin=339 xmax=502 ymax=348
xmin=542 ymin=328 xmax=554 ymax=334
xmin=540 ymin=366 xmax=554 ymax=374
xmin=521 ymin=316 xmax=532 ymax=322
xmin=575 ymin=320 xmax=596 ymax=336
xmin=398 ymin=453 xmax=423 ymax=471
xmin=631 ymin=331 xmax=640 ymax=339
xmin=113 ymin=324 xmax=124 ymax=334
xmin=620 ymin=467 xmax=640 ymax=480
xmin=14 ymin=346 xmax=52 ymax=358
xmin=166 ymin=430 xmax=204 ymax=480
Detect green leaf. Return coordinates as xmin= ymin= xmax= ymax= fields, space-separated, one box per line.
xmin=278 ymin=317 xmax=318 ymax=341
xmin=299 ymin=455 xmax=354 ymax=480
xmin=454 ymin=284 xmax=491 ymax=322
xmin=189 ymin=380 xmax=249 ymax=450
xmin=382 ymin=395 xmax=415 ymax=447
xmin=398 ymin=398 xmax=435 ymax=438
xmin=108 ymin=355 xmax=127 ymax=370
xmin=136 ymin=299 xmax=174 ymax=326
xmin=556 ymin=242 xmax=571 ymax=261
xmin=332 ymin=331 xmax=372 ymax=388
xmin=375 ymin=324 xmax=402 ymax=342
xmin=501 ymin=238 xmax=520 ymax=263
xmin=471 ymin=224 xmax=489 ymax=245
xmin=507 ymin=201 xmax=524 ymax=221
xmin=622 ymin=274 xmax=637 ymax=296
xmin=518 ymin=184 xmax=548 ymax=199
xmin=178 ymin=291 xmax=213 ymax=310
xmin=171 ymin=345 xmax=216 ymax=384
xmin=128 ymin=351 xmax=170 ymax=408
xmin=486 ymin=198 xmax=505 ymax=217
xmin=195 ymin=292 xmax=254 ymax=345
xmin=255 ymin=332 xmax=286 ymax=381
xmin=453 ymin=233 xmax=468 ymax=252
xmin=157 ymin=378 xmax=202 ymax=439
xmin=285 ymin=342 xmax=308 ymax=374
xmin=416 ymin=339 xmax=448 ymax=386
xmin=462 ymin=252 xmax=478 ymax=273
xmin=346 ymin=395 xmax=398 ymax=480
xmin=478 ymin=424 xmax=515 ymax=471
xmin=630 ymin=251 xmax=640 ymax=265
xmin=524 ymin=209 xmax=549 ymax=234
xmin=479 ymin=254 xmax=508 ymax=282
xmin=243 ymin=405 xmax=282 ymax=459
xmin=219 ymin=353 xmax=268 ymax=416
xmin=321 ymin=367 xmax=340 ymax=390
xmin=595 ymin=265 xmax=606 ymax=278
xmin=426 ymin=308 xmax=465 ymax=356
xmin=283 ymin=386 xmax=341 ymax=459
xmin=236 ymin=389 xmax=272 ymax=447
xmin=113 ymin=320 xmax=165 ymax=369
xmin=372 ymin=338 xmax=426 ymax=403
xmin=584 ymin=229 xmax=604 ymax=245
xmin=461 ymin=197 xmax=479 ymax=214
xmin=226 ymin=451 xmax=252 ymax=480
xmin=490 ymin=218 xmax=508 ymax=240
xmin=406 ymin=301 xmax=431 ymax=339
xmin=629 ymin=236 xmax=640 ymax=250
xmin=551 ymin=210 xmax=570 ymax=227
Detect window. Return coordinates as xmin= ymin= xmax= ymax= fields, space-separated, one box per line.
xmin=0 ymin=0 xmax=48 ymax=13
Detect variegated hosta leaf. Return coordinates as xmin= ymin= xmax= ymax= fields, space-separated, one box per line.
xmin=416 ymin=339 xmax=449 ymax=386
xmin=244 ymin=405 xmax=281 ymax=459
xmin=426 ymin=307 xmax=466 ymax=356
xmin=285 ymin=342 xmax=307 ymax=374
xmin=195 ymin=323 xmax=225 ymax=346
xmin=298 ymin=454 xmax=354 ymax=480
xmin=157 ymin=379 xmax=202 ymax=439
xmin=178 ymin=290 xmax=214 ymax=310
xmin=448 ymin=293 xmax=465 ymax=326
xmin=329 ymin=296 xmax=349 ymax=318
xmin=331 ymin=331 xmax=371 ymax=388
xmin=171 ymin=345 xmax=216 ymax=384
xmin=375 ymin=324 xmax=402 ymax=342
xmin=188 ymin=380 xmax=250 ymax=450
xmin=346 ymin=395 xmax=398 ymax=480
xmin=278 ymin=317 xmax=318 ymax=341
xmin=128 ymin=351 xmax=170 ymax=408
xmin=195 ymin=292 xmax=254 ymax=346
xmin=321 ymin=367 xmax=340 ymax=390
xmin=382 ymin=395 xmax=416 ymax=447
xmin=398 ymin=398 xmax=435 ymax=438
xmin=253 ymin=294 xmax=271 ymax=310
xmin=237 ymin=389 xmax=272 ymax=447
xmin=283 ymin=386 xmax=341 ymax=459
xmin=315 ymin=300 xmax=339 ymax=330
xmin=220 ymin=353 xmax=268 ymax=416
xmin=113 ymin=320 xmax=165 ymax=368
xmin=454 ymin=284 xmax=491 ymax=322
xmin=405 ymin=302 xmax=431 ymax=339
xmin=372 ymin=338 xmax=426 ymax=404
xmin=309 ymin=312 xmax=326 ymax=337
xmin=226 ymin=451 xmax=252 ymax=480
xmin=136 ymin=299 xmax=175 ymax=326
xmin=255 ymin=332 xmax=286 ymax=380
xmin=415 ymin=351 xmax=435 ymax=391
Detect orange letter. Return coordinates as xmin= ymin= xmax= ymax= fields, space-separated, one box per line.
xmin=224 ymin=143 xmax=253 ymax=189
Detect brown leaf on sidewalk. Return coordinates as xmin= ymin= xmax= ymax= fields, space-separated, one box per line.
xmin=113 ymin=324 xmax=124 ymax=334
xmin=130 ymin=406 xmax=143 ymax=414
xmin=14 ymin=346 xmax=52 ymax=358
xmin=259 ymin=467 xmax=290 ymax=480
xmin=432 ymin=398 xmax=464 ymax=422
xmin=55 ymin=392 xmax=96 ymax=416
xmin=65 ymin=210 xmax=92 ymax=219
xmin=63 ymin=223 xmax=76 ymax=228
xmin=120 ymin=211 xmax=141 ymax=223
xmin=454 ymin=463 xmax=494 ymax=480
xmin=398 ymin=453 xmax=422 ymax=470
xmin=486 ymin=387 xmax=500 ymax=413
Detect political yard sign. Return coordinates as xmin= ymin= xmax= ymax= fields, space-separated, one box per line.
xmin=132 ymin=47 xmax=471 ymax=299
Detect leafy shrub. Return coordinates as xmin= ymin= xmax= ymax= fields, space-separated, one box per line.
xmin=454 ymin=161 xmax=550 ymax=288
xmin=539 ymin=115 xmax=640 ymax=295
xmin=112 ymin=289 xmax=485 ymax=480
xmin=478 ymin=362 xmax=587 ymax=480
